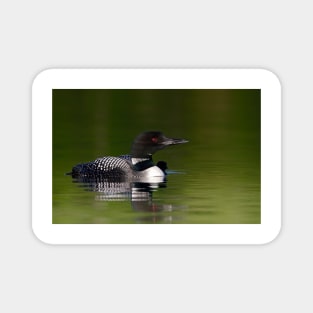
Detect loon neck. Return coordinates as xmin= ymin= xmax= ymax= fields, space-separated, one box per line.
xmin=131 ymin=157 xmax=151 ymax=165
xmin=131 ymin=156 xmax=154 ymax=171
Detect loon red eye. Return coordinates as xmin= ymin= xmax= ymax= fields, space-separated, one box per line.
xmin=151 ymin=136 xmax=158 ymax=143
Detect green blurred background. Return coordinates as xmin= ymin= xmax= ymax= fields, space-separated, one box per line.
xmin=53 ymin=89 xmax=260 ymax=224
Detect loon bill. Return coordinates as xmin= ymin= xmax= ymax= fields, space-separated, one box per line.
xmin=68 ymin=131 xmax=188 ymax=181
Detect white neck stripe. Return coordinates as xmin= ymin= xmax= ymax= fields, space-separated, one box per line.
xmin=131 ymin=158 xmax=150 ymax=165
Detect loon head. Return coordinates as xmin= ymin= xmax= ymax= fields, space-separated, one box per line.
xmin=130 ymin=131 xmax=188 ymax=158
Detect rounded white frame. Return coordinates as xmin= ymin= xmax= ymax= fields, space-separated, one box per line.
xmin=32 ymin=69 xmax=281 ymax=245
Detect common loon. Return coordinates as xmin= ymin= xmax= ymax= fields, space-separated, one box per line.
xmin=69 ymin=131 xmax=188 ymax=181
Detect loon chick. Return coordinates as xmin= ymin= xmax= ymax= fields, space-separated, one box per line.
xmin=70 ymin=131 xmax=188 ymax=180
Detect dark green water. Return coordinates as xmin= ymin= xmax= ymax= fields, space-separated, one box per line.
xmin=53 ymin=89 xmax=260 ymax=224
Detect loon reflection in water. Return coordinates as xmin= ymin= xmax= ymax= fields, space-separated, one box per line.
xmin=71 ymin=175 xmax=187 ymax=220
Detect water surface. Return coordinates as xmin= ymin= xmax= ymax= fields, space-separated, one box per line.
xmin=53 ymin=89 xmax=260 ymax=224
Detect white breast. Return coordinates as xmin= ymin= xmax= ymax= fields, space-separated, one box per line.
xmin=141 ymin=166 xmax=165 ymax=177
xmin=135 ymin=165 xmax=165 ymax=183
